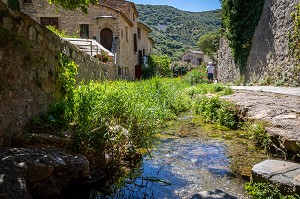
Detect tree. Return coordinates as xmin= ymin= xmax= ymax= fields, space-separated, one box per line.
xmin=47 ymin=0 xmax=98 ymax=13
xmin=197 ymin=30 xmax=221 ymax=59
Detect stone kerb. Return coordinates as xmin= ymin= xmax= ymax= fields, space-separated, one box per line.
xmin=0 ymin=1 xmax=116 ymax=146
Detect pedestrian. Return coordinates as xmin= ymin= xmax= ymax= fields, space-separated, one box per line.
xmin=206 ymin=62 xmax=214 ymax=83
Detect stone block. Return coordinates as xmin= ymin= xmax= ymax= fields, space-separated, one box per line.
xmin=252 ymin=160 xmax=300 ymax=194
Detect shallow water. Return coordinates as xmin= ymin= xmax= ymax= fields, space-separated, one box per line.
xmin=100 ymin=137 xmax=249 ymax=199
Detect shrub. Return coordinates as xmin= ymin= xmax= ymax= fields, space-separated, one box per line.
xmin=144 ymin=55 xmax=173 ymax=78
xmin=182 ymin=66 xmax=208 ymax=85
xmin=193 ymin=96 xmax=242 ymax=129
xmin=245 ymin=182 xmax=300 ymax=199
xmin=250 ymin=122 xmax=272 ymax=151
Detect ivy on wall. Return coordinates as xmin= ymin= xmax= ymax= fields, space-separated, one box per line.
xmin=221 ymin=0 xmax=265 ymax=72
xmin=289 ymin=3 xmax=300 ymax=84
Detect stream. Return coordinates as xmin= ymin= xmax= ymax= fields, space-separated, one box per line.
xmin=93 ymin=116 xmax=251 ymax=199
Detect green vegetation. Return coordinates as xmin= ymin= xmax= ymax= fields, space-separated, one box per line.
xmin=46 ymin=25 xmax=79 ymax=38
xmin=289 ymin=3 xmax=300 ymax=85
xmin=28 ymin=58 xmax=235 ymax=169
xmin=47 ymin=0 xmax=98 ymax=13
xmin=221 ymin=0 xmax=265 ymax=71
xmin=197 ymin=30 xmax=221 ymax=60
xmin=142 ymin=55 xmax=172 ymax=78
xmin=182 ymin=66 xmax=208 ymax=85
xmin=193 ymin=96 xmax=242 ymax=129
xmin=136 ymin=5 xmax=221 ymax=60
xmin=245 ymin=182 xmax=300 ymax=199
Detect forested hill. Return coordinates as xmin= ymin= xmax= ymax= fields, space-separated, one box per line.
xmin=136 ymin=4 xmax=221 ymax=60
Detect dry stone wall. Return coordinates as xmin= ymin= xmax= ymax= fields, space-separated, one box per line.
xmin=217 ymin=37 xmax=240 ymax=83
xmin=0 ymin=2 xmax=117 ymax=146
xmin=218 ymin=0 xmax=300 ymax=85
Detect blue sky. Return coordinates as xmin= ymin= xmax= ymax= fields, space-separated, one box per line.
xmin=130 ymin=0 xmax=221 ymax=12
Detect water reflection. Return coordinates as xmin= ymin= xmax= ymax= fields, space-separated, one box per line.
xmin=96 ymin=137 xmax=248 ymax=199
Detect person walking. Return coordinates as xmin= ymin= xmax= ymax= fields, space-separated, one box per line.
xmin=206 ymin=62 xmax=214 ymax=83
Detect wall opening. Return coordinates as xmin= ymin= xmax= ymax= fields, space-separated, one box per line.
xmin=100 ymin=28 xmax=113 ymax=51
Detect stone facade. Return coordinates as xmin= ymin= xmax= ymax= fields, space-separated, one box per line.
xmin=246 ymin=0 xmax=299 ymax=85
xmin=20 ymin=0 xmax=153 ymax=80
xmin=217 ymin=0 xmax=300 ymax=85
xmin=217 ymin=37 xmax=240 ymax=83
xmin=0 ymin=1 xmax=116 ymax=146
xmin=181 ymin=50 xmax=204 ymax=66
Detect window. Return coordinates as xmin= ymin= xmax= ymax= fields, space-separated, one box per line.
xmin=121 ymin=29 xmax=124 ymax=38
xmin=133 ymin=34 xmax=137 ymax=52
xmin=118 ymin=66 xmax=122 ymax=76
xmin=23 ymin=0 xmax=32 ymax=3
xmin=133 ymin=13 xmax=135 ymax=22
xmin=137 ymin=27 xmax=141 ymax=39
xmin=80 ymin=24 xmax=89 ymax=39
xmin=143 ymin=49 xmax=145 ymax=57
xmin=40 ymin=17 xmax=59 ymax=28
xmin=125 ymin=26 xmax=128 ymax=42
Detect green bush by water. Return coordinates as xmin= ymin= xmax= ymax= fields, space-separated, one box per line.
xmin=245 ymin=182 xmax=300 ymax=199
xmin=193 ymin=96 xmax=242 ymax=129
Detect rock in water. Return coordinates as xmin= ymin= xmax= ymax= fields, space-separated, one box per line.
xmin=0 ymin=147 xmax=90 ymax=199
xmin=252 ymin=159 xmax=300 ymax=194
xmin=191 ymin=189 xmax=238 ymax=199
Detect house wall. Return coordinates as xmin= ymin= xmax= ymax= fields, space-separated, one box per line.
xmin=0 ymin=1 xmax=116 ymax=146
xmin=20 ymin=0 xmax=142 ymax=80
xmin=181 ymin=52 xmax=204 ymax=66
xmin=138 ymin=27 xmax=151 ymax=56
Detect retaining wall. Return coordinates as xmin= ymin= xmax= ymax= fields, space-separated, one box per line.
xmin=0 ymin=2 xmax=117 ymax=146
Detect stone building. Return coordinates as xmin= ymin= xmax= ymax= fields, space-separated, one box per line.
xmin=19 ymin=0 xmax=154 ymax=80
xmin=181 ymin=50 xmax=204 ymax=66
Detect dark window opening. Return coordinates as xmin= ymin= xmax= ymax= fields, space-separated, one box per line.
xmin=23 ymin=0 xmax=32 ymax=3
xmin=197 ymin=58 xmax=203 ymax=65
xmin=133 ymin=34 xmax=137 ymax=52
xmin=139 ymin=50 xmax=143 ymax=65
xmin=40 ymin=17 xmax=59 ymax=29
xmin=143 ymin=49 xmax=145 ymax=57
xmin=80 ymin=24 xmax=89 ymax=39
xmin=125 ymin=27 xmax=128 ymax=42
xmin=118 ymin=66 xmax=122 ymax=76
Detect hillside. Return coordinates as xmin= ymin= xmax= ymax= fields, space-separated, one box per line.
xmin=136 ymin=4 xmax=222 ymax=60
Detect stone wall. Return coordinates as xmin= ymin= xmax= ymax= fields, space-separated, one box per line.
xmin=217 ymin=37 xmax=240 ymax=83
xmin=0 ymin=1 xmax=116 ymax=146
xmin=218 ymin=0 xmax=300 ymax=85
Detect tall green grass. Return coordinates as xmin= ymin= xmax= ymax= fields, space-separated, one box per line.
xmin=46 ymin=78 xmax=192 ymax=166
xmin=31 ymin=58 xmax=234 ymax=169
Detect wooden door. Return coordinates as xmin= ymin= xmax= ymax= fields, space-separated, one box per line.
xmin=100 ymin=28 xmax=113 ymax=51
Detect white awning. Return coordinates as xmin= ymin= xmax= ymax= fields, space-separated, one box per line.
xmin=64 ymin=38 xmax=114 ymax=57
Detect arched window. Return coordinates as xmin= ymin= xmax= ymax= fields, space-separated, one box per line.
xmin=100 ymin=28 xmax=113 ymax=51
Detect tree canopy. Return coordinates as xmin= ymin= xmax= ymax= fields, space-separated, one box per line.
xmin=197 ymin=30 xmax=221 ymax=60
xmin=47 ymin=0 xmax=98 ymax=13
